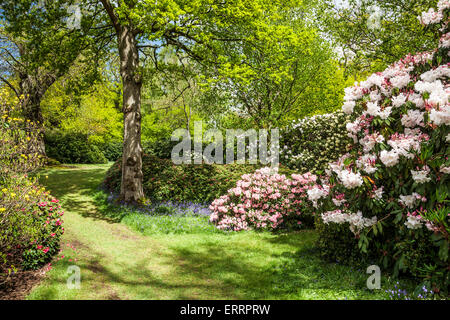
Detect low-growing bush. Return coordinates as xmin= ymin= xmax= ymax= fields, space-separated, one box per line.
xmin=100 ymin=140 xmax=123 ymax=162
xmin=314 ymin=215 xmax=370 ymax=266
xmin=104 ymin=154 xmax=294 ymax=203
xmin=1 ymin=96 xmax=64 ymax=283
xmin=209 ymin=167 xmax=317 ymax=231
xmin=0 ymin=177 xmax=64 ymax=273
xmin=45 ymin=130 xmax=108 ymax=164
xmin=280 ymin=112 xmax=352 ymax=174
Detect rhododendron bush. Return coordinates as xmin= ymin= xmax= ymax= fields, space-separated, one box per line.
xmin=209 ymin=167 xmax=317 ymax=231
xmin=281 ymin=112 xmax=352 ymax=174
xmin=310 ymin=2 xmax=449 ymax=292
xmin=0 ymin=95 xmax=64 ymax=284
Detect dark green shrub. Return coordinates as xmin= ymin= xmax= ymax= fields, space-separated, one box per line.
xmin=104 ymin=154 xmax=295 ymax=203
xmin=45 ymin=131 xmax=108 ymax=164
xmin=45 ymin=157 xmax=61 ymax=166
xmin=100 ymin=139 xmax=210 ymax=162
xmin=142 ymin=138 xmax=179 ymax=159
xmin=314 ymin=215 xmax=372 ymax=266
xmin=101 ymin=141 xmax=123 ymax=161
xmin=142 ymin=138 xmax=228 ymax=161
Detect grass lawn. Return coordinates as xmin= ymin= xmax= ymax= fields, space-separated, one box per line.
xmin=26 ymin=163 xmax=409 ymax=300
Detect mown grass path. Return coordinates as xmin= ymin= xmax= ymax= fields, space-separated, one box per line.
xmin=27 ymin=164 xmax=388 ymax=300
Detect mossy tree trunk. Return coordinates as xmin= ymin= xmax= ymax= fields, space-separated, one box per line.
xmin=117 ymin=25 xmax=144 ymax=202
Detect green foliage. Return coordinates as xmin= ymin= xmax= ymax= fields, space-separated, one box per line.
xmin=394 ymin=230 xmax=449 ymax=291
xmin=196 ymin=3 xmax=350 ymax=128
xmin=45 ymin=130 xmax=108 ymax=164
xmin=281 ymin=112 xmax=352 ymax=174
xmin=103 ymin=154 xmax=293 ymax=203
xmin=314 ymin=216 xmax=367 ymax=266
xmin=0 ymin=97 xmax=63 ymax=283
xmin=318 ymin=0 xmax=440 ymax=76
xmin=41 ymin=80 xmax=123 ymax=144
xmin=100 ymin=141 xmax=123 ymax=162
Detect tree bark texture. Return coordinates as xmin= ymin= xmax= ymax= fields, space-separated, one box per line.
xmin=118 ymin=26 xmax=144 ymax=202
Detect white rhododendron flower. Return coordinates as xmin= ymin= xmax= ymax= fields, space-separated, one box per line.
xmin=411 ymin=166 xmax=432 ymax=184
xmin=378 ymin=107 xmax=392 ymax=120
xmin=392 ymin=93 xmax=407 ymax=107
xmin=438 ymin=0 xmax=450 ymax=12
xmin=372 ymin=186 xmax=384 ymax=200
xmin=359 ymin=133 xmax=384 ymax=153
xmin=387 ymin=131 xmax=425 ymax=159
xmin=420 ymin=65 xmax=450 ymax=82
xmin=390 ymin=73 xmax=411 ymax=89
xmin=342 ymin=100 xmax=356 ymax=114
xmin=321 ymin=210 xmax=377 ymax=235
xmin=369 ymin=90 xmax=382 ymax=102
xmin=399 ymin=193 xmax=423 ymax=208
xmin=344 ymin=86 xmax=364 ymax=102
xmin=366 ymin=101 xmax=380 ymax=117
xmin=348 ymin=211 xmax=378 ymax=234
xmin=407 ymin=93 xmax=425 ymax=109
xmin=361 ymin=73 xmax=384 ymax=89
xmin=428 ymin=87 xmax=449 ymax=106
xmin=401 ymin=109 xmax=425 ymax=128
xmin=414 ymin=80 xmax=445 ymax=94
xmin=418 ymin=8 xmax=443 ymax=25
xmin=429 ymin=104 xmax=450 ymax=125
xmin=322 ymin=210 xmax=349 ymax=224
xmin=337 ymin=170 xmax=363 ymax=189
xmin=366 ymin=102 xmax=392 ymax=119
xmin=379 ymin=150 xmax=399 ymax=167
xmin=356 ymin=154 xmax=378 ymax=174
xmin=440 ymin=32 xmax=450 ymax=48
xmin=307 ymin=186 xmax=328 ymax=208
xmin=440 ymin=165 xmax=450 ymax=174
xmin=405 ymin=214 xmax=423 ymax=230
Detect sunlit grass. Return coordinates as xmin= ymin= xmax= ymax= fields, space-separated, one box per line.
xmin=26 ymin=164 xmax=418 ymax=300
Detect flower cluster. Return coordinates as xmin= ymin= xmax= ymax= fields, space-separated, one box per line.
xmin=281 ymin=112 xmax=352 ymax=174
xmin=312 ymin=1 xmax=449 ymax=236
xmin=210 ymin=168 xmax=317 ymax=231
xmin=322 ymin=210 xmax=377 ymax=234
xmin=418 ymin=1 xmax=449 ymax=25
xmin=307 ymin=4 xmax=450 ymax=293
xmin=0 ymin=95 xmax=64 ymax=276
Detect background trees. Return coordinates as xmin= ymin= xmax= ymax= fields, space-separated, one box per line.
xmin=0 ymin=0 xmax=108 ymax=154
xmin=318 ymin=0 xmax=440 ymax=77
xmin=96 ymin=0 xmax=322 ymax=202
xmin=201 ymin=7 xmax=348 ymax=130
xmin=2 ymin=0 xmax=440 ymax=204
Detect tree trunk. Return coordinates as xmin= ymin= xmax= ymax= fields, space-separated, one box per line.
xmin=118 ymin=26 xmax=144 ymax=203
xmin=20 ymin=75 xmax=50 ymax=157
xmin=23 ymin=96 xmax=46 ymax=156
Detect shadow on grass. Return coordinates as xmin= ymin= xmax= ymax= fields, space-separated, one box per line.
xmin=31 ymin=165 xmax=384 ymax=300
xmin=39 ymin=166 xmax=125 ymax=224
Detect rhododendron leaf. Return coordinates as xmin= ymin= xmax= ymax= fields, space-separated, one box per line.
xmin=438 ymin=241 xmax=448 ymax=262
xmin=372 ymin=224 xmax=378 ymax=236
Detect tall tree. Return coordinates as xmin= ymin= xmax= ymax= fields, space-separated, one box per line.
xmin=0 ymin=0 xmax=108 ymax=154
xmin=96 ymin=0 xmax=307 ymax=202
xmin=203 ymin=9 xmax=347 ymax=129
